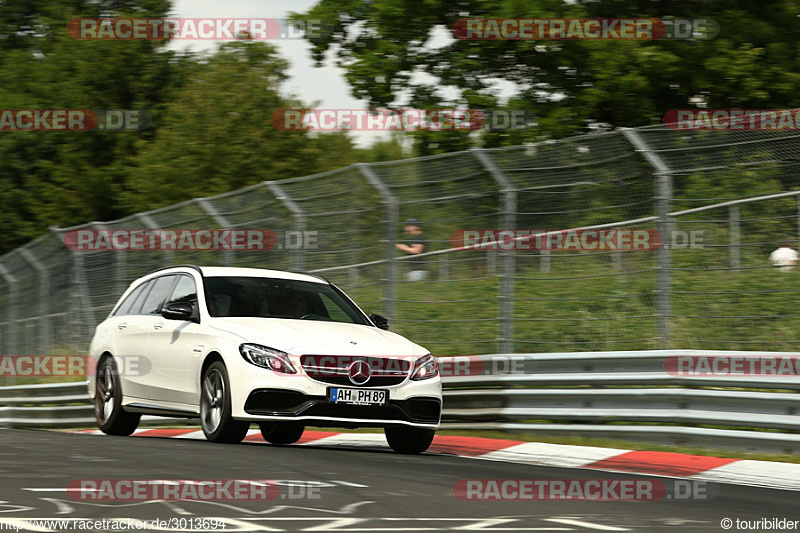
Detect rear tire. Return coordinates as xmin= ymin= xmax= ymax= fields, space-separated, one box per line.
xmin=385 ymin=425 xmax=435 ymax=454
xmin=95 ymin=356 xmax=140 ymax=436
xmin=259 ymin=422 xmax=305 ymax=444
xmin=200 ymin=361 xmax=249 ymax=443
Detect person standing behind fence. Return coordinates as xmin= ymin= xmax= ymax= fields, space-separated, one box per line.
xmin=396 ymin=218 xmax=429 ymax=281
xmin=769 ymin=240 xmax=799 ymax=272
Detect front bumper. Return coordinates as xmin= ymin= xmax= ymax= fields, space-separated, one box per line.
xmin=238 ymin=388 xmax=441 ymax=428
xmin=228 ymin=351 xmax=443 ymax=428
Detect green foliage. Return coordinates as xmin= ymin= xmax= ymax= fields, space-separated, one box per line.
xmin=0 ymin=0 xmax=174 ymax=251
xmin=353 ymin=136 xmax=413 ymax=162
xmin=123 ymin=41 xmax=358 ymax=211
xmin=0 ymin=1 xmax=403 ymax=254
xmin=293 ymin=0 xmax=800 ymax=149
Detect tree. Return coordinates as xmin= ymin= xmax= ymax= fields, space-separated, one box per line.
xmin=292 ymin=0 xmax=800 ymax=148
xmin=123 ymin=41 xmax=365 ymax=210
xmin=0 ymin=0 xmax=174 ymax=252
xmin=353 ymin=135 xmax=412 ymax=162
xmin=0 ymin=1 xmax=366 ymax=254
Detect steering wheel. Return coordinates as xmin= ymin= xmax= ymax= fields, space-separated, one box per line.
xmin=299 ymin=313 xmax=330 ymax=321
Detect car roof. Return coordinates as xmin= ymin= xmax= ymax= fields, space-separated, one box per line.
xmin=142 ymin=265 xmax=328 ymax=285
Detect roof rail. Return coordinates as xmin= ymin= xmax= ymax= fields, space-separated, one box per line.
xmin=145 ymin=264 xmax=203 ymax=276
xmin=290 ymin=270 xmax=331 ymax=284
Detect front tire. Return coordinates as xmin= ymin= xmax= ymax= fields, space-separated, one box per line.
xmin=200 ymin=361 xmax=249 ymax=443
xmin=259 ymin=422 xmax=305 ymax=444
xmin=384 ymin=425 xmax=435 ymax=454
xmin=95 ymin=356 xmax=140 ymax=436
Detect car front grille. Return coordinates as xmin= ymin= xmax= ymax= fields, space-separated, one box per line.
xmin=299 ymin=355 xmax=411 ymax=387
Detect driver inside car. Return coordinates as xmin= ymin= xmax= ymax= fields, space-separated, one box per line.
xmin=269 ymin=290 xmax=305 ymax=319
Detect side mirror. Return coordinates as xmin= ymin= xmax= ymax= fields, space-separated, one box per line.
xmin=369 ymin=313 xmax=389 ymax=331
xmin=162 ymin=301 xmax=195 ymax=321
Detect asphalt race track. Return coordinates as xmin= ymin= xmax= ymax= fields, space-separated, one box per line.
xmin=0 ymin=428 xmax=797 ymax=532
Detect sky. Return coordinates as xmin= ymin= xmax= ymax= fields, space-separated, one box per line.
xmin=170 ymin=0 xmax=387 ymax=147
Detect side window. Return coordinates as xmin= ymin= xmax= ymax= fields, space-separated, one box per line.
xmin=113 ymin=282 xmax=148 ymax=316
xmin=166 ymin=275 xmax=198 ymax=306
xmin=128 ymin=280 xmax=152 ymax=315
xmin=138 ymin=276 xmax=177 ymax=315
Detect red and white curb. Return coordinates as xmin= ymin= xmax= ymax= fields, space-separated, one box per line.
xmin=69 ymin=428 xmax=800 ymax=492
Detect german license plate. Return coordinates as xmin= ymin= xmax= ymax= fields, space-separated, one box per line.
xmin=328 ymin=387 xmax=387 ymax=406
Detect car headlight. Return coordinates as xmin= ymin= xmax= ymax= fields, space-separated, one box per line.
xmin=240 ymin=343 xmax=297 ymax=374
xmin=411 ymin=353 xmax=438 ymax=381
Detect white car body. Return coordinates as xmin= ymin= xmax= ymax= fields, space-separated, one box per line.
xmin=88 ymin=266 xmax=442 ymax=438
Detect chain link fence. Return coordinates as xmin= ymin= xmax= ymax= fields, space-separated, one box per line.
xmin=1 ymin=122 xmax=800 ymax=358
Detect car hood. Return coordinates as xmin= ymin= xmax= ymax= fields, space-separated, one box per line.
xmin=208 ymin=317 xmax=428 ymax=356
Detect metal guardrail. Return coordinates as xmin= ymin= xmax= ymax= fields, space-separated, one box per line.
xmin=0 ymin=381 xmax=185 ymax=428
xmin=0 ymin=350 xmax=797 ymax=454
xmin=440 ymin=350 xmax=800 ymax=455
xmin=0 ymin=382 xmax=93 ymax=428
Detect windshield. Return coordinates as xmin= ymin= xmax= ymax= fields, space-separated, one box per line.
xmin=204 ymin=276 xmax=368 ymax=325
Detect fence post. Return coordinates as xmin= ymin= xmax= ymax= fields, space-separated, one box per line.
xmin=70 ymin=251 xmax=96 ymax=353
xmin=796 ymin=197 xmax=800 ymax=246
xmin=87 ymin=222 xmax=128 ymax=305
xmin=115 ymin=248 xmax=127 ymax=300
xmin=356 ymin=163 xmax=397 ymax=325
xmin=621 ymin=129 xmax=673 ymax=348
xmin=472 ymin=148 xmax=517 ymax=354
xmin=0 ymin=262 xmax=18 ymax=356
xmin=540 ymin=248 xmax=551 ymax=272
xmin=729 ymin=205 xmax=741 ymax=269
xmin=265 ymin=182 xmax=306 ymax=271
xmin=19 ymin=249 xmax=50 ymax=354
xmin=195 ymin=198 xmax=234 ymax=266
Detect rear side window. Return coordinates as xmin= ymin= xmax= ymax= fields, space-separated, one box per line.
xmin=139 ymin=276 xmax=177 ymax=315
xmin=113 ymin=282 xmax=149 ymax=316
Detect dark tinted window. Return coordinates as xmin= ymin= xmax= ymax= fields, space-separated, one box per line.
xmin=320 ymin=293 xmax=351 ymax=322
xmin=113 ymin=282 xmax=149 ymax=316
xmin=166 ymin=275 xmax=198 ymax=306
xmin=139 ymin=276 xmax=177 ymax=315
xmin=204 ymin=276 xmax=367 ymax=324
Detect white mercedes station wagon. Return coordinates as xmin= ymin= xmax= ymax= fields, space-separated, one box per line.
xmin=87 ymin=265 xmax=442 ymax=454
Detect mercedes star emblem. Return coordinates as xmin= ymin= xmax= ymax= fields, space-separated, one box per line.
xmin=348 ymin=360 xmax=371 ymax=385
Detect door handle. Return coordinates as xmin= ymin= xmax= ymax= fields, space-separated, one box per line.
xmin=117 ymin=323 xmax=127 ymax=330
xmin=153 ymin=323 xmax=164 ymax=330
